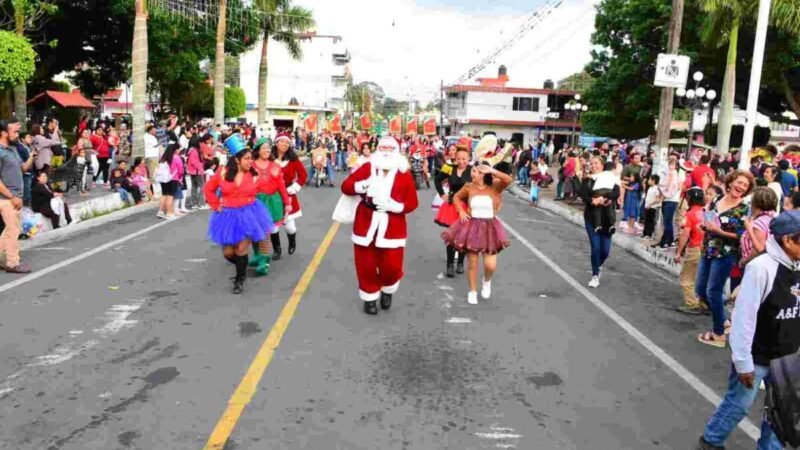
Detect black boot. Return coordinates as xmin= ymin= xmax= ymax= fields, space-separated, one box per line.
xmin=233 ymin=255 xmax=248 ymax=294
xmin=287 ymin=232 xmax=297 ymax=255
xmin=446 ymin=246 xmax=456 ymax=278
xmin=380 ymin=292 xmax=392 ymax=310
xmin=364 ymin=300 xmax=378 ymax=315
xmin=270 ymin=233 xmax=282 ymax=261
xmin=456 ymin=253 xmax=465 ymax=274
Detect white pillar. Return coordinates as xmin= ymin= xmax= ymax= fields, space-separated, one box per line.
xmin=739 ymin=0 xmax=772 ymax=170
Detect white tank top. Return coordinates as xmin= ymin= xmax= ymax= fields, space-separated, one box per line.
xmin=470 ymin=195 xmax=494 ymax=219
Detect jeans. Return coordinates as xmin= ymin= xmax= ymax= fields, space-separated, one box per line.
xmin=336 ymin=151 xmax=347 ymax=170
xmin=702 ymin=364 xmax=782 ymax=449
xmin=695 ymin=254 xmax=735 ymax=335
xmin=659 ymin=201 xmax=678 ymax=246
xmin=517 ymin=166 xmax=529 ymax=185
xmin=556 ymin=179 xmax=564 ymax=199
xmin=22 ymin=173 xmax=32 ymax=206
xmin=189 ymin=174 xmax=205 ymax=207
xmin=585 ymin=221 xmax=612 ymax=276
xmin=308 ymin=161 xmax=335 ymax=182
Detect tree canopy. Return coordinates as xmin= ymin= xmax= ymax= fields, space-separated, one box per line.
xmin=0 ymin=30 xmax=35 ymax=91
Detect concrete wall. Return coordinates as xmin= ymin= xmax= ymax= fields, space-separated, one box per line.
xmin=465 ymin=91 xmax=547 ymax=122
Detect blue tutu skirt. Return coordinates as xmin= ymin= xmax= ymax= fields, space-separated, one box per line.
xmin=208 ymin=201 xmax=274 ymax=246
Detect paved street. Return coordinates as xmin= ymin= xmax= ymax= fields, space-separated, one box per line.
xmin=0 ymin=182 xmax=761 ymax=449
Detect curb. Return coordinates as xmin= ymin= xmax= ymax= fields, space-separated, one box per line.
xmin=21 ymin=200 xmax=158 ymax=251
xmin=509 ymin=185 xmax=681 ymax=277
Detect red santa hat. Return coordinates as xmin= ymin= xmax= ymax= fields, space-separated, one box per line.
xmin=275 ymin=132 xmax=292 ymax=144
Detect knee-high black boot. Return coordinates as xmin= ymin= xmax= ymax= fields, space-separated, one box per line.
xmin=270 ymin=233 xmax=282 ymax=261
xmin=456 ymin=251 xmax=466 ymax=274
xmin=445 ymin=246 xmax=456 ymax=278
xmin=233 ymin=255 xmax=247 ymax=294
xmin=224 ymin=254 xmax=236 ymax=264
xmin=287 ymin=232 xmax=297 ymax=255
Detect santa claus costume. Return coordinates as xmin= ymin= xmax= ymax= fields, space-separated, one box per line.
xmin=270 ymin=132 xmax=308 ymax=260
xmin=249 ymin=138 xmax=292 ymax=276
xmin=434 ymin=145 xmax=472 ymax=277
xmin=341 ymin=137 xmax=419 ymax=315
xmin=204 ymin=148 xmax=279 ymax=294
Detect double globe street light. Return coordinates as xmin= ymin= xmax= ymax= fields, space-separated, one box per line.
xmin=675 ymin=71 xmax=717 ymax=158
xmin=565 ymin=94 xmax=588 ymax=147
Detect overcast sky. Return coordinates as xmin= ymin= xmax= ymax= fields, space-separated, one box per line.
xmin=294 ymin=0 xmax=599 ymax=103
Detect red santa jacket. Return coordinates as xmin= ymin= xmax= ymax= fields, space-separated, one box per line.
xmin=277 ymin=158 xmax=308 ymax=220
xmin=341 ymin=162 xmax=419 ymax=248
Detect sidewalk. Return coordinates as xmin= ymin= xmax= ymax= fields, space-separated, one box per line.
xmin=20 ymin=186 xmax=157 ymax=250
xmin=507 ymin=181 xmax=681 ymax=276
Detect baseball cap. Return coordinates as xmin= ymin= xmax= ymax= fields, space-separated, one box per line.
xmin=770 ymin=210 xmax=800 ymax=237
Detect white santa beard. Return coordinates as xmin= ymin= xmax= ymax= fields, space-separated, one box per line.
xmin=372 ymin=151 xmax=407 ymax=172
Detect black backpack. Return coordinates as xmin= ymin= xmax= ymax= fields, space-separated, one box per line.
xmin=766 ymin=351 xmax=800 ymax=448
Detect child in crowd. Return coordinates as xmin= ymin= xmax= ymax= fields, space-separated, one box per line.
xmin=784 ymin=191 xmax=800 ymax=211
xmin=674 ymin=187 xmax=706 ymax=314
xmin=733 ymin=187 xmax=778 ymax=289
xmin=131 ymin=158 xmax=153 ymax=202
xmin=622 ymin=172 xmax=642 ymax=234
xmin=529 ymin=180 xmax=539 ymax=207
xmin=642 ymin=174 xmax=661 ymax=239
xmin=588 ymin=167 xmax=618 ymax=234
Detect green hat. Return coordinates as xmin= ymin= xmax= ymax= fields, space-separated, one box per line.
xmin=255 ymin=137 xmax=270 ymax=149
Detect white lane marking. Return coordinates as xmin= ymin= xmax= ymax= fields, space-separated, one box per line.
xmin=0 ymin=216 xmax=186 ymax=294
xmin=495 ymin=444 xmax=516 ymax=449
xmin=515 ymin=217 xmax=561 ymax=226
xmin=29 ymin=247 xmax=71 ymax=251
xmin=438 ymin=284 xmax=454 ymax=291
xmin=498 ymin=217 xmax=760 ymax=441
xmin=445 ymin=317 xmax=472 ymax=324
xmin=457 ymin=339 xmax=473 ymax=344
xmin=184 ymin=258 xmax=207 ymax=263
xmin=0 ymin=298 xmax=146 ymax=397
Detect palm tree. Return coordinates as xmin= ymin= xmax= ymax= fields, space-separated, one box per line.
xmin=132 ymin=0 xmax=148 ymax=157
xmin=699 ymin=0 xmax=800 ymax=154
xmin=214 ymin=0 xmax=227 ymax=125
xmin=254 ymin=0 xmax=314 ymax=124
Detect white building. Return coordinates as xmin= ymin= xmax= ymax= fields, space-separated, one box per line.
xmin=239 ymin=32 xmax=350 ymax=126
xmin=444 ymin=66 xmax=581 ymax=148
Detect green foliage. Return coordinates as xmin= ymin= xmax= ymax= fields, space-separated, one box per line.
xmin=557 ymin=71 xmax=595 ymax=93
xmin=0 ymin=30 xmax=35 ymax=90
xmin=703 ymin=123 xmax=772 ymax=147
xmin=180 ymin=83 xmax=246 ymax=119
xmin=225 ymin=86 xmax=246 ymax=118
xmin=47 ymin=80 xmax=70 ymax=92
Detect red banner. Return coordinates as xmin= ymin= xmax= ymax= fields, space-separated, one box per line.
xmin=389 ymin=116 xmax=402 ymax=135
xmin=360 ymin=113 xmax=372 ymax=131
xmin=304 ymin=114 xmax=318 ymax=132
xmin=423 ymin=118 xmax=436 ymax=135
xmin=330 ymin=114 xmax=342 ymax=133
xmin=406 ymin=117 xmax=418 ymax=135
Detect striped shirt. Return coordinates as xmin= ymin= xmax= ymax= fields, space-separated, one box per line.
xmin=740 ymin=212 xmax=774 ymax=265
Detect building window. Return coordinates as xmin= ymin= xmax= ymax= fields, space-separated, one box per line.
xmin=512 ymin=97 xmax=539 ymax=112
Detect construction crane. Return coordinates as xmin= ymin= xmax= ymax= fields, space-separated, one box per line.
xmin=449 ymin=0 xmax=563 ymax=86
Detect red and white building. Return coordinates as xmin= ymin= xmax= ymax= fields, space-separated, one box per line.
xmin=444 ymin=66 xmax=582 ymax=148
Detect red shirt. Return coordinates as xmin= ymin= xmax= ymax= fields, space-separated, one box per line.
xmin=683 ymin=205 xmax=706 ymax=248
xmin=91 ymin=134 xmax=110 ymax=158
xmin=203 ymin=170 xmax=278 ymax=210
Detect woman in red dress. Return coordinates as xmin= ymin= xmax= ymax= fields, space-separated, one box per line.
xmin=270 ymin=132 xmax=307 ymax=259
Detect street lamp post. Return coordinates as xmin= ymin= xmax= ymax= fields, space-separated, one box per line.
xmin=675 ymin=71 xmax=716 ymax=160
xmin=565 ymin=94 xmax=587 ymax=147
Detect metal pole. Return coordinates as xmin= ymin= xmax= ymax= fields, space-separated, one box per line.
xmin=440 ymin=79 xmax=444 ymax=137
xmin=739 ymin=0 xmax=772 ymax=170
xmin=686 ymin=105 xmax=695 ymax=160
xmin=572 ymin=112 xmax=576 ymax=147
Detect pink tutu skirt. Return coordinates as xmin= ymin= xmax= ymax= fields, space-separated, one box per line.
xmin=441 ymin=218 xmax=510 ymax=255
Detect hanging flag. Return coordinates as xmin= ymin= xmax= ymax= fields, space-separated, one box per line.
xmin=389 ymin=116 xmax=402 ymax=135
xmin=360 ymin=113 xmax=372 ymax=131
xmin=406 ymin=116 xmax=418 ymax=135
xmin=330 ymin=114 xmax=342 ymax=133
xmin=423 ymin=117 xmax=437 ymax=135
xmin=304 ymin=113 xmax=318 ymax=132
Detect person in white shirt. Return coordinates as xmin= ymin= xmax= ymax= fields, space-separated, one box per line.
xmin=144 ymin=125 xmax=162 ymax=184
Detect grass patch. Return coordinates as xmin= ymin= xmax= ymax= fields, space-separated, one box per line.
xmin=78 ymin=202 xmax=134 ymax=222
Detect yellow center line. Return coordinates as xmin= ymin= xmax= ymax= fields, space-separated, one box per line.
xmin=203 ymin=222 xmax=341 ymax=450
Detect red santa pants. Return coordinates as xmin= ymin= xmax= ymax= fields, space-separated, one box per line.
xmin=354 ymin=242 xmax=405 ymax=301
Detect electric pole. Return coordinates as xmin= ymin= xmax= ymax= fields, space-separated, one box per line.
xmin=654 ymin=0 xmax=684 ymax=172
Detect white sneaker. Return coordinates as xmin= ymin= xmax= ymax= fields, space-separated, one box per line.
xmin=481 ymin=278 xmax=492 ymax=299
xmin=588 ymin=276 xmax=600 ymax=288
xmin=180 ymin=208 xmax=191 ymax=213
xmin=199 ymin=205 xmax=210 ymax=210
xmin=165 ymin=214 xmax=178 ymax=221
xmin=467 ymin=291 xmax=478 ymax=305
xmin=156 ymin=211 xmax=166 ymax=219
